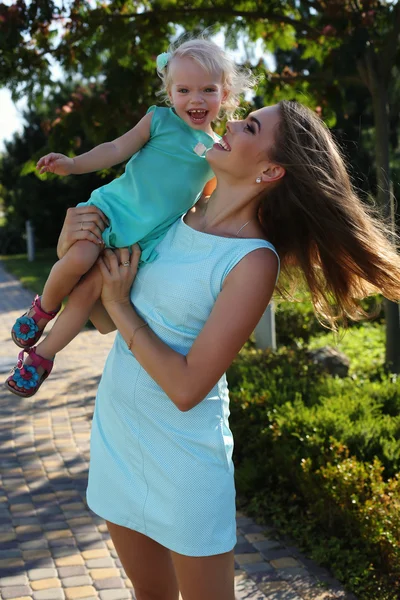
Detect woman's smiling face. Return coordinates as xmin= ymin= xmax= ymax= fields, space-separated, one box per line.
xmin=207 ymin=105 xmax=283 ymax=183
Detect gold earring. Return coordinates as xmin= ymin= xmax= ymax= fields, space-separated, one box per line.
xmin=256 ymin=177 xmax=262 ymax=183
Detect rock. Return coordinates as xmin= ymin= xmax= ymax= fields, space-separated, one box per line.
xmin=307 ymin=346 xmax=350 ymax=378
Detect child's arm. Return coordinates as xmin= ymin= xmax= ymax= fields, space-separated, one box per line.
xmin=37 ymin=112 xmax=153 ymax=176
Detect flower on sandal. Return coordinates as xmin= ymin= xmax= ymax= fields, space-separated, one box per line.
xmin=12 ymin=316 xmax=38 ymax=341
xmin=13 ymin=365 xmax=40 ymax=390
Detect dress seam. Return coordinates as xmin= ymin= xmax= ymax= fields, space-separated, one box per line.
xmin=130 ymin=364 xmax=149 ymax=534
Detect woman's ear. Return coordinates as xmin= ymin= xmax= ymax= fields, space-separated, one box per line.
xmin=261 ymin=164 xmax=286 ymax=183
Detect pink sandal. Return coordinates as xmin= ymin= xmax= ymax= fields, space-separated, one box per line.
xmin=5 ymin=347 xmax=54 ymax=398
xmin=11 ymin=295 xmax=60 ymax=349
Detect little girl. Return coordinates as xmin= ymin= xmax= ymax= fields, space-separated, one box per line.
xmin=6 ymin=38 xmax=254 ymax=397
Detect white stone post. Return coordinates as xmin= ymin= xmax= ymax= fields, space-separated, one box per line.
xmin=254 ymin=302 xmax=277 ymax=350
xmin=26 ymin=220 xmax=35 ymax=262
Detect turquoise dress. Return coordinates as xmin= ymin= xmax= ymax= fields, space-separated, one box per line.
xmin=79 ymin=106 xmax=216 ymax=263
xmin=86 ymin=216 xmax=280 ymax=556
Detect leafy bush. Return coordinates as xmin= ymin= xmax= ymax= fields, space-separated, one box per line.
xmin=0 ymin=223 xmax=25 ymax=254
xmin=275 ymin=299 xmax=322 ymax=344
xmin=228 ymin=346 xmax=400 ymax=599
xmin=308 ymin=321 xmax=385 ymax=377
xmin=273 ymin=294 xmax=383 ymax=345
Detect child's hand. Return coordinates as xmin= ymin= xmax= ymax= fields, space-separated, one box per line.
xmin=36 ymin=153 xmax=75 ymax=176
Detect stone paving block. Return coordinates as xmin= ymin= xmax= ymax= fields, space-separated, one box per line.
xmin=94 ymin=578 xmax=124 ymax=591
xmin=19 ymin=539 xmax=49 ymax=550
xmin=260 ymin=547 xmax=298 ymax=561
xmin=12 ymin=517 xmax=40 ymax=527
xmin=75 ymin=533 xmax=103 ymax=544
xmin=279 ymin=567 xmax=312 ymax=580
xmin=49 ymin=537 xmax=77 ymax=549
xmin=0 ymin=559 xmax=24 ymax=569
xmin=0 ymin=533 xmax=16 ymax=543
xmin=62 ymin=576 xmax=93 ymax=588
xmin=240 ymin=524 xmax=267 ymax=535
xmin=55 ymin=555 xmax=85 ymax=567
xmin=85 ymin=558 xmax=114 ymax=569
xmin=253 ymin=539 xmax=283 ymax=552
xmin=259 ymin=580 xmax=303 ymax=599
xmin=271 ymin=558 xmax=302 ymax=569
xmin=65 ymin=586 xmax=97 ymax=599
xmin=52 ymin=547 xmax=81 ymax=559
xmin=82 ymin=550 xmax=109 ymax=560
xmin=42 ymin=521 xmax=69 ymax=531
xmin=58 ymin=567 xmax=88 ymax=578
xmin=24 ymin=558 xmax=56 ymax=570
xmin=235 ymin=542 xmax=258 ymax=554
xmin=71 ymin=525 xmax=99 ymax=534
xmin=28 ymin=568 xmax=58 ymax=581
xmin=0 ymin=550 xmax=21 ymax=559
xmin=1 ymin=586 xmax=32 ymax=599
xmin=0 ymin=576 xmax=28 ymax=587
xmin=235 ymin=576 xmax=268 ymax=599
xmin=32 ymin=589 xmax=65 ymax=600
xmin=235 ymin=553 xmax=264 ymax=566
xmin=98 ymin=591 xmax=131 ymax=600
xmin=31 ymin=578 xmax=61 ymax=591
xmin=9 ymin=504 xmax=34 ymax=513
xmin=79 ymin=541 xmax=106 ymax=551
xmin=22 ymin=550 xmax=51 ymax=560
xmin=89 ymin=569 xmax=120 ymax=580
xmin=243 ymin=562 xmax=274 ymax=575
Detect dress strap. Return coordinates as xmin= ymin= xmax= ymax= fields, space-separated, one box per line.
xmin=222 ymin=240 xmax=280 ymax=287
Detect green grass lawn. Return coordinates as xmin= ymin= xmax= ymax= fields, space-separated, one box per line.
xmin=0 ymin=249 xmax=57 ymax=294
xmin=308 ymin=321 xmax=385 ymax=376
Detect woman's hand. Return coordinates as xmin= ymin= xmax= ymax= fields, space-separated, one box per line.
xmin=37 ymin=153 xmax=75 ymax=176
xmin=97 ymin=245 xmax=141 ymax=309
xmin=57 ymin=206 xmax=108 ymax=259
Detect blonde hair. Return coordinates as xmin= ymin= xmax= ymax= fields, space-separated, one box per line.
xmin=156 ymin=37 xmax=255 ymax=120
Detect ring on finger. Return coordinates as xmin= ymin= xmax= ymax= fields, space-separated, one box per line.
xmin=122 ymin=261 xmax=130 ymax=267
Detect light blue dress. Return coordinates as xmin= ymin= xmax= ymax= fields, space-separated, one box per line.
xmin=86 ymin=216 xmax=279 ymax=556
xmin=79 ymin=106 xmax=217 ymax=263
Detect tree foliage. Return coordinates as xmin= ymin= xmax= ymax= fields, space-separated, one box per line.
xmin=1 ymin=0 xmax=400 ymax=364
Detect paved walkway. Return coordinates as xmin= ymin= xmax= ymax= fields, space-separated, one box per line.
xmin=0 ymin=262 xmax=356 ymax=600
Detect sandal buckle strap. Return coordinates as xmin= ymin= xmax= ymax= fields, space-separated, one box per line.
xmin=31 ymin=295 xmax=60 ymax=323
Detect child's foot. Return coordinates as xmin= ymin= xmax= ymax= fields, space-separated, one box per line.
xmin=5 ymin=347 xmax=54 ymax=398
xmin=11 ymin=295 xmax=60 ymax=349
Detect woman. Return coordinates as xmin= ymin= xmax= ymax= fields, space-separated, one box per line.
xmin=55 ymin=102 xmax=400 ymax=600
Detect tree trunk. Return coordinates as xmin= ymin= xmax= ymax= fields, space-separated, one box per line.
xmin=370 ymin=75 xmax=400 ymax=372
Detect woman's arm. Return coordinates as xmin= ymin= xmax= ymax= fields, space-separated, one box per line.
xmin=99 ymin=247 xmax=278 ymax=412
xmin=90 ymin=298 xmax=117 ymax=334
xmin=38 ymin=112 xmax=153 ymax=176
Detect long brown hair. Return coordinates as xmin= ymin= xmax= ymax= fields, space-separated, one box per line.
xmin=260 ymin=100 xmax=400 ymax=326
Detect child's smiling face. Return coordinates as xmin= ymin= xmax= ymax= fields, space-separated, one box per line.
xmin=168 ymin=57 xmax=227 ymax=134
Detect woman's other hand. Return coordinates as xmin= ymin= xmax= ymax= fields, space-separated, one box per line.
xmin=37 ymin=153 xmax=75 ymax=176
xmin=97 ymin=245 xmax=141 ymax=309
xmin=57 ymin=206 xmax=108 ymax=259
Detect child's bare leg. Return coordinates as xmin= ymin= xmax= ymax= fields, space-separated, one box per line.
xmin=41 ymin=240 xmax=101 ymax=312
xmin=8 ymin=266 xmax=103 ymax=393
xmin=11 ymin=240 xmax=101 ymax=349
xmin=36 ymin=266 xmax=103 ymax=360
